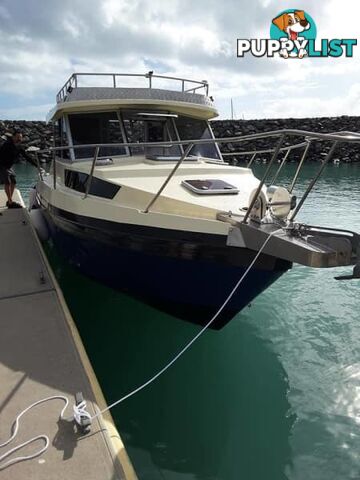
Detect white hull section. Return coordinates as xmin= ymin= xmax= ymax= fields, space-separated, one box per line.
xmin=38 ymin=156 xmax=261 ymax=236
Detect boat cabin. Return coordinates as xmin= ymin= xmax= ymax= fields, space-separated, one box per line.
xmin=49 ymin=72 xmax=222 ymax=163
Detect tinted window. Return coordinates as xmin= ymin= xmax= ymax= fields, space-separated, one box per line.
xmin=54 ymin=118 xmax=70 ymax=159
xmin=122 ymin=110 xmax=182 ymax=158
xmin=64 ymin=170 xmax=120 ymax=199
xmin=175 ymin=117 xmax=220 ymax=159
xmin=68 ymin=112 xmax=127 ymax=159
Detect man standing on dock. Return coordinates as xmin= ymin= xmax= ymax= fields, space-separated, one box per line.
xmin=0 ymin=130 xmax=36 ymax=208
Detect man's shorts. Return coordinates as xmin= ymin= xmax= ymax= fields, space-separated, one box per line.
xmin=0 ymin=168 xmax=16 ymax=185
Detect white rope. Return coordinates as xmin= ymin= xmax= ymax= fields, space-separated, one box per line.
xmin=0 ymin=228 xmax=279 ymax=470
xmin=73 ymin=400 xmax=91 ymax=426
xmin=91 ymin=228 xmax=280 ymax=420
xmin=0 ymin=395 xmax=91 ymax=470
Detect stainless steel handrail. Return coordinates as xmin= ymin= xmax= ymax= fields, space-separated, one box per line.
xmin=289 ymin=141 xmax=339 ymax=221
xmin=270 ymin=148 xmax=292 ymax=184
xmin=143 ymin=143 xmax=194 ymax=213
xmin=56 ymin=72 xmax=209 ymax=102
xmin=289 ymin=141 xmax=312 ymax=193
xmin=36 ymin=128 xmax=360 ymax=218
xmin=242 ymin=135 xmax=286 ymax=224
xmin=84 ymin=146 xmax=100 ymax=199
xmin=221 ymin=140 xmax=309 ymax=157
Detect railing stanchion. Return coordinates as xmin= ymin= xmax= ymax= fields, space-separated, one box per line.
xmin=84 ymin=146 xmax=100 ymax=199
xmin=289 ymin=141 xmax=311 ymax=193
xmin=270 ymin=148 xmax=291 ymax=184
xmin=289 ymin=141 xmax=338 ymax=221
xmin=143 ymin=143 xmax=193 ymax=214
xmin=53 ymin=151 xmax=56 ymax=189
xmin=36 ymin=153 xmax=43 ymax=181
xmin=113 ymin=74 xmax=116 ymax=88
xmin=242 ymin=135 xmax=285 ymax=224
xmin=247 ymin=152 xmax=257 ymax=168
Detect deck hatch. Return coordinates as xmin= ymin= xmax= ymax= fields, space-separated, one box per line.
xmin=181 ymin=179 xmax=239 ymax=195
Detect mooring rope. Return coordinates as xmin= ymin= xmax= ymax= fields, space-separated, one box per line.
xmin=91 ymin=228 xmax=280 ymax=420
xmin=0 ymin=396 xmax=90 ymax=470
xmin=0 ymin=228 xmax=279 ymax=470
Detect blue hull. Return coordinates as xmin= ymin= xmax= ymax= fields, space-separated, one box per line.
xmin=44 ymin=208 xmax=291 ymax=328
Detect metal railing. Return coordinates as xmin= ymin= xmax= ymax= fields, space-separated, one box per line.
xmin=56 ymin=72 xmax=209 ymax=103
xmin=221 ymin=139 xmax=309 ymax=166
xmin=35 ymin=128 xmax=360 ymax=222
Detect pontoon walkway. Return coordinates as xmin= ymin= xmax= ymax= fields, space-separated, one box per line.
xmin=0 ymin=190 xmax=137 ymax=480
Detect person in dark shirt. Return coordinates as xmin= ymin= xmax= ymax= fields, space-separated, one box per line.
xmin=0 ymin=130 xmax=36 ymax=208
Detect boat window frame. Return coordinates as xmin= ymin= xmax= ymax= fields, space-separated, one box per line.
xmin=207 ymin=120 xmax=223 ymax=162
xmin=64 ymin=168 xmax=121 ymax=199
xmin=53 ymin=116 xmax=72 ymax=161
xmin=66 ymin=110 xmax=130 ymax=161
xmin=61 ymin=109 xmax=223 ymax=163
xmin=173 ymin=114 xmax=223 ymax=161
xmin=121 ymin=109 xmax=184 ymax=159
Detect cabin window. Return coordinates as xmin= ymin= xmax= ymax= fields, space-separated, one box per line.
xmin=54 ymin=118 xmax=70 ymax=159
xmin=64 ymin=170 xmax=120 ymax=199
xmin=68 ymin=112 xmax=127 ymax=159
xmin=174 ymin=117 xmax=220 ymax=159
xmin=66 ymin=110 xmax=221 ymax=162
xmin=122 ymin=112 xmax=220 ymax=160
xmin=122 ymin=110 xmax=182 ymax=158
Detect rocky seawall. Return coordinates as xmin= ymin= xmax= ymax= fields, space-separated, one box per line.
xmin=0 ymin=120 xmax=53 ymax=163
xmin=212 ymin=116 xmax=360 ymax=164
xmin=1 ymin=116 xmax=360 ymax=163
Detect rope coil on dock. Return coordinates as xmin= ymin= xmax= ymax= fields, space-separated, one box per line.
xmin=0 ymin=396 xmax=91 ymax=470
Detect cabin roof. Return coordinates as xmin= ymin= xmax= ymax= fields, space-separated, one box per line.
xmin=47 ymin=72 xmax=218 ymax=122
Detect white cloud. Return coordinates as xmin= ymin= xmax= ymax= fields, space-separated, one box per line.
xmin=0 ymin=103 xmax=53 ymax=121
xmin=0 ymin=0 xmax=358 ymax=120
xmin=0 ymin=5 xmax=10 ymax=20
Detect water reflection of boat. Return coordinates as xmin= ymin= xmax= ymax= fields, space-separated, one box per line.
xmin=32 ymin=72 xmax=360 ymax=328
xmin=51 ymin=258 xmax=295 ymax=480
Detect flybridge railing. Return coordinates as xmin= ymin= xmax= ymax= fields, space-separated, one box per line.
xmin=56 ymin=72 xmax=209 ymax=103
xmin=34 ymin=129 xmax=360 ymax=219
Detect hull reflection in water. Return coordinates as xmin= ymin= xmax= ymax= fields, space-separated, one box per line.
xmin=47 ymin=246 xmax=296 ymax=480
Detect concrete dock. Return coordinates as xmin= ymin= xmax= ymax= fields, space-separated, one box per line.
xmin=0 ymin=190 xmax=137 ymax=479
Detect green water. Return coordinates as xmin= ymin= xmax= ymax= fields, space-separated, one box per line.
xmin=15 ymin=162 xmax=360 ymax=479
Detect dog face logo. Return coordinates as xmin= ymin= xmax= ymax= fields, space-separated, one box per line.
xmin=237 ymin=11 xmax=356 ymax=59
xmin=270 ymin=9 xmax=316 ymax=58
xmin=272 ymin=11 xmax=310 ymax=41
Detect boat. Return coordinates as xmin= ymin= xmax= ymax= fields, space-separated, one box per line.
xmin=31 ymin=72 xmax=360 ymax=329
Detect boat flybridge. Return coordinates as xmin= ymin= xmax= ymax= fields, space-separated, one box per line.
xmin=31 ymin=72 xmax=360 ymax=329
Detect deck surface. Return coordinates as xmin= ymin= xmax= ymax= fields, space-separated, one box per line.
xmin=0 ymin=191 xmax=135 ymax=480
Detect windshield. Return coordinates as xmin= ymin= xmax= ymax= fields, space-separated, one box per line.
xmin=174 ymin=116 xmax=220 ymax=159
xmin=67 ymin=110 xmax=221 ymax=161
xmin=122 ymin=110 xmax=182 ymax=158
xmin=68 ymin=112 xmax=127 ymax=159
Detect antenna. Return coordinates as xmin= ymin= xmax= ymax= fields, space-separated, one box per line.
xmin=230 ymin=98 xmax=236 ymax=120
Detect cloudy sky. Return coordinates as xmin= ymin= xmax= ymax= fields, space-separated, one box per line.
xmin=0 ymin=0 xmax=359 ymax=120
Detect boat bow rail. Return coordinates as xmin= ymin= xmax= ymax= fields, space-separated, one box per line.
xmin=34 ymin=128 xmax=360 ymax=275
